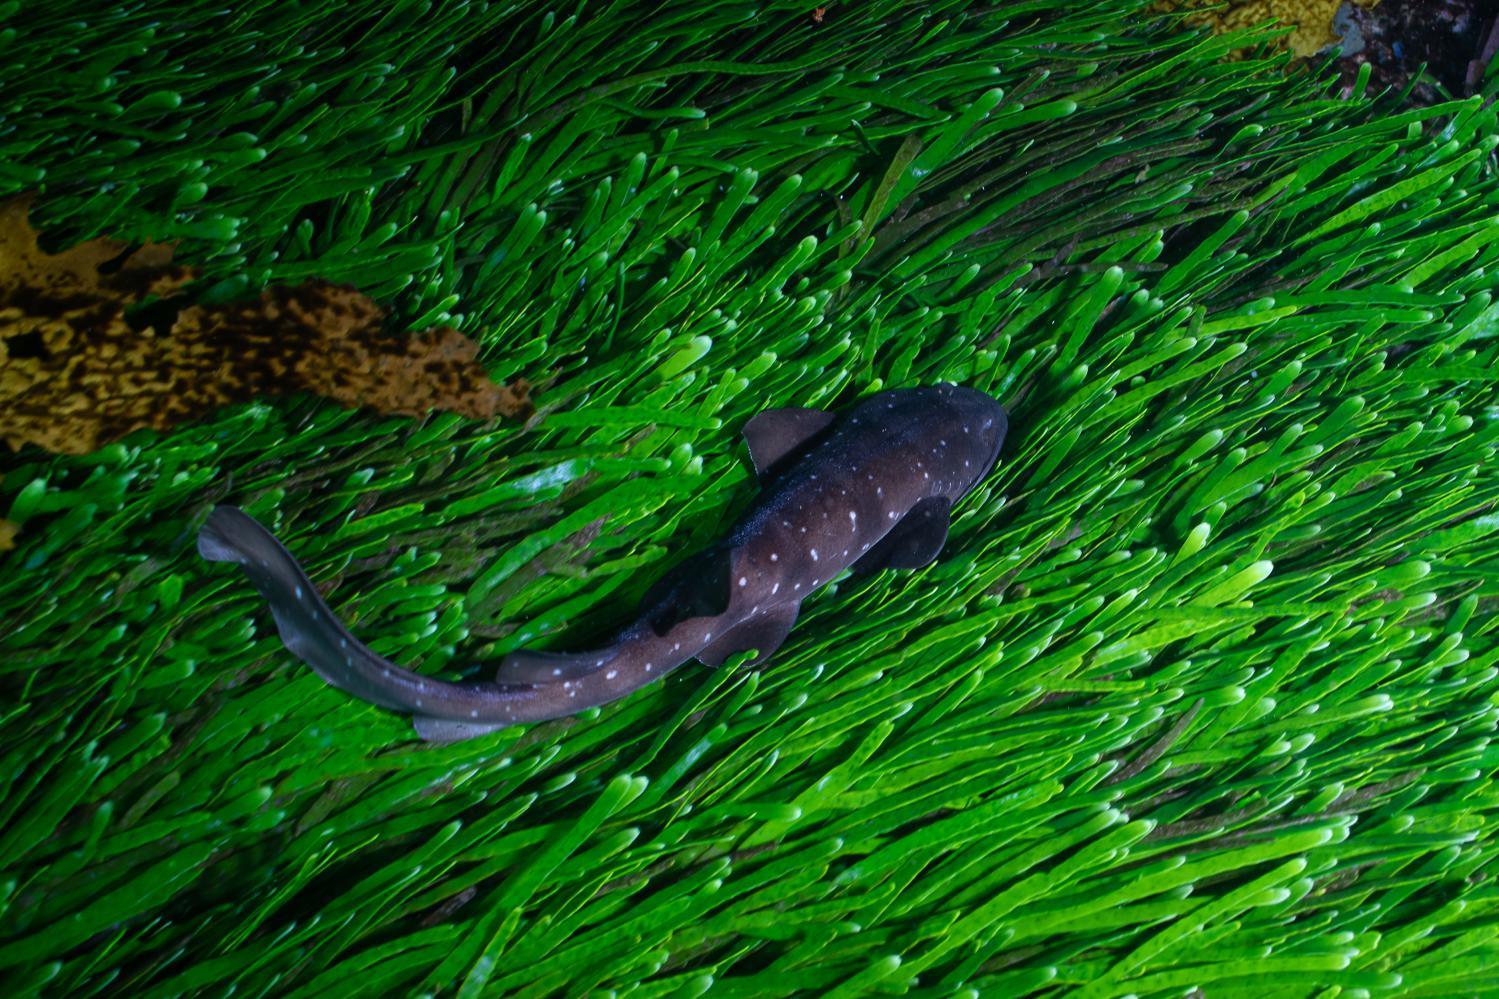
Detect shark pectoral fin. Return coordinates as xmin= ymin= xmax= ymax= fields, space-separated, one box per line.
xmin=643 ymin=547 xmax=733 ymax=636
xmin=412 ymin=715 xmax=511 ymax=743
xmin=742 ymin=407 xmax=836 ymax=478
xmin=853 ymin=496 xmax=953 ymax=575
xmin=497 ymin=648 xmax=612 ymax=683
xmin=697 ymin=603 xmax=800 ymax=668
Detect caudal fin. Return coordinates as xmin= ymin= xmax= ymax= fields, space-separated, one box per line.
xmin=196 ymin=506 xmax=422 ymax=709
xmin=197 ymin=505 xmax=523 ymax=716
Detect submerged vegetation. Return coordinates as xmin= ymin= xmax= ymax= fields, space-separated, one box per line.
xmin=2 ymin=1 xmax=1498 ymax=994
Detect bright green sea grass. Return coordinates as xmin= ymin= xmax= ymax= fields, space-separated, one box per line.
xmin=2 ymin=1 xmax=1498 ymax=995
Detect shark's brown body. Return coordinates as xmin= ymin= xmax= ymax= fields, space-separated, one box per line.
xmin=198 ymin=384 xmax=1007 ymax=741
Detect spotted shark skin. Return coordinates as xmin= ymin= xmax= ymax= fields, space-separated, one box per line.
xmin=197 ymin=384 xmax=1008 ymax=742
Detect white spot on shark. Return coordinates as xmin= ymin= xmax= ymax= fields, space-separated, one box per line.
xmin=471 ymin=709 xmax=479 ymax=718
xmin=770 ymin=552 xmax=779 ymax=561
xmin=739 ymin=576 xmax=748 ymax=587
xmin=849 ymin=511 xmax=857 ymax=525
xmin=295 ymin=586 xmax=302 ymax=599
xmin=552 ymin=667 xmax=562 ymax=677
xmin=889 ymin=511 xmax=898 ymax=519
xmin=772 ymin=582 xmax=780 ymax=594
xmin=607 ymin=670 xmax=618 ymax=679
xmin=811 ymin=549 xmax=819 ymax=561
xmin=382 ymin=668 xmax=391 ymax=677
xmin=595 ymin=658 xmax=604 ymax=666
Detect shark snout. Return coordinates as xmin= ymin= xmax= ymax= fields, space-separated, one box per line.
xmin=940 ymin=385 xmax=1008 ymax=478
xmin=982 ymin=405 xmax=1008 ymax=473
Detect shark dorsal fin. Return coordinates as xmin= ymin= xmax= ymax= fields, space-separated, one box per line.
xmin=742 ymin=407 xmax=835 ymax=478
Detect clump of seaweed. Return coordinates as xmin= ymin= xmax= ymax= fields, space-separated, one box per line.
xmin=1 ymin=195 xmax=532 ymax=456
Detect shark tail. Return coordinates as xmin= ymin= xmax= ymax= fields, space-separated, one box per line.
xmin=497 ymin=647 xmax=622 ymax=683
xmin=196 ymin=505 xmax=536 ymax=723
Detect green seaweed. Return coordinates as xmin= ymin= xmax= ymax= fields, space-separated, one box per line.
xmin=3 ymin=0 xmax=1499 ymax=995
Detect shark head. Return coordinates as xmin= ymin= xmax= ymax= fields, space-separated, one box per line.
xmin=948 ymin=383 xmax=1008 ymax=479
xmin=920 ymin=383 xmax=1009 ymax=492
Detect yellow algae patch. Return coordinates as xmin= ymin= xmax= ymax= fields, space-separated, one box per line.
xmin=1155 ymin=0 xmax=1380 ymax=58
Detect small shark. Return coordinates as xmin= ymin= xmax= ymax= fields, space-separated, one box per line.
xmin=197 ymin=384 xmax=1008 ymax=742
